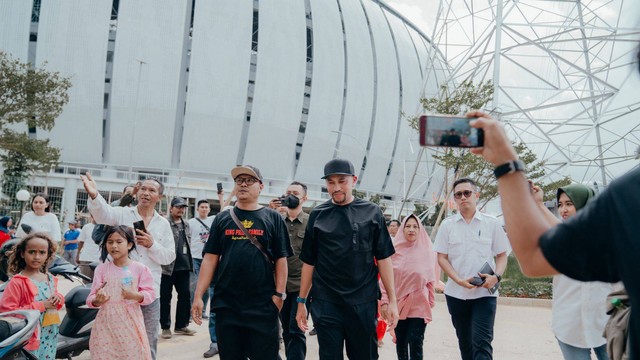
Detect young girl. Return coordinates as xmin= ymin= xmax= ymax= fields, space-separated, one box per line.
xmin=87 ymin=225 xmax=155 ymax=360
xmin=0 ymin=232 xmax=64 ymax=359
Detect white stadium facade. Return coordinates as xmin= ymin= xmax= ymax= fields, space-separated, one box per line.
xmin=0 ymin=0 xmax=450 ymax=221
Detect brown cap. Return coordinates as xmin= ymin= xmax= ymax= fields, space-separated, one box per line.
xmin=231 ymin=165 xmax=263 ymax=182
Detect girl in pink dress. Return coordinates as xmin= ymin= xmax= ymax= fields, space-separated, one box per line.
xmin=87 ymin=225 xmax=155 ymax=360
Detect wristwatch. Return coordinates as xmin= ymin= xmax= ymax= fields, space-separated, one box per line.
xmin=296 ymin=296 xmax=307 ymax=304
xmin=496 ymin=274 xmax=502 ymax=282
xmin=493 ymin=160 xmax=525 ymax=179
xmin=273 ymin=292 xmax=287 ymax=300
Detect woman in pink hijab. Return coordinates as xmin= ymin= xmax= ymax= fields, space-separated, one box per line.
xmin=380 ymin=214 xmax=438 ymax=360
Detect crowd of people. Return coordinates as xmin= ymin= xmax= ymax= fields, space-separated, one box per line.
xmin=0 ymin=104 xmax=638 ymax=359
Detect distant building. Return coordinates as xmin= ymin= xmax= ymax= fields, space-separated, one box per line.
xmin=0 ymin=0 xmax=450 ymax=221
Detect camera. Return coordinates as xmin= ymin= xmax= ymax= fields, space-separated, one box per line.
xmin=278 ymin=194 xmax=300 ymax=209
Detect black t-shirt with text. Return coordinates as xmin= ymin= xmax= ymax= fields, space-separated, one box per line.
xmin=299 ymin=198 xmax=395 ymax=305
xmin=204 ymin=207 xmax=293 ymax=316
xmin=540 ymin=166 xmax=640 ymax=358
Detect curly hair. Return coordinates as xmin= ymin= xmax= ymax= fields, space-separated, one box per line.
xmin=99 ymin=225 xmax=137 ymax=262
xmin=8 ymin=232 xmax=57 ymax=275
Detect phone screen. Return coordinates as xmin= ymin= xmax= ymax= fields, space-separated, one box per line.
xmin=419 ymin=115 xmax=483 ymax=148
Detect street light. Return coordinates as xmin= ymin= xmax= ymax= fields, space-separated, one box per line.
xmin=16 ymin=189 xmax=30 ymax=223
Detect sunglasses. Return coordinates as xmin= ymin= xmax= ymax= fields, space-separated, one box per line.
xmin=453 ymin=190 xmax=474 ymax=199
xmin=234 ymin=177 xmax=260 ymax=185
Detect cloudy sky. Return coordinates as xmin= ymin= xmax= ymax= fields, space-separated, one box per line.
xmin=385 ymin=0 xmax=438 ymax=36
xmin=383 ymin=0 xmax=640 ymax=185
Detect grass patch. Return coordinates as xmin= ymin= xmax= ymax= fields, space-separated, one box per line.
xmin=500 ymin=254 xmax=552 ymax=299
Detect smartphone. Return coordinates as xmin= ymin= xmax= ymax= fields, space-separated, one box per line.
xmin=216 ymin=182 xmax=223 ymax=193
xmin=419 ymin=115 xmax=483 ymax=147
xmin=133 ymin=220 xmax=146 ymax=234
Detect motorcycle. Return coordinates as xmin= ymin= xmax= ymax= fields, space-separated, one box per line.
xmin=0 ymin=310 xmax=40 ymax=360
xmin=49 ymin=257 xmax=96 ymax=360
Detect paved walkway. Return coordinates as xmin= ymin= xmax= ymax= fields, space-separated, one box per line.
xmin=60 ymin=277 xmax=562 ymax=359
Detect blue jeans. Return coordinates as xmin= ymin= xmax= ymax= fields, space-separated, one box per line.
xmin=446 ymin=295 xmax=497 ymax=360
xmin=191 ymin=258 xmax=213 ymax=314
xmin=557 ymin=339 xmax=609 ymax=360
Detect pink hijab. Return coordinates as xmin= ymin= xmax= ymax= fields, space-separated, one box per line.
xmin=382 ymin=214 xmax=438 ymax=321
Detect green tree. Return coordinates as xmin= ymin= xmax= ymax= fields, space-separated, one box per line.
xmin=408 ymin=80 xmax=495 ymax=131
xmin=409 ymin=79 xmax=570 ymax=218
xmin=0 ymin=52 xmax=70 ymax=209
xmin=368 ymin=193 xmax=387 ymax=213
xmin=432 ymin=144 xmax=571 ymax=207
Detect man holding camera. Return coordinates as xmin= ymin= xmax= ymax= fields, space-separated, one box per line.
xmin=269 ymin=181 xmax=309 ymax=360
xmin=433 ymin=177 xmax=510 ymax=360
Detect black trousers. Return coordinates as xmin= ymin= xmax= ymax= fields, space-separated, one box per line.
xmin=215 ymin=307 xmax=280 ymax=360
xmin=160 ymin=270 xmax=191 ymax=330
xmin=394 ymin=318 xmax=427 ymax=360
xmin=445 ymin=295 xmax=497 ymax=360
xmin=280 ymin=292 xmax=306 ymax=360
xmin=311 ymin=299 xmax=377 ymax=360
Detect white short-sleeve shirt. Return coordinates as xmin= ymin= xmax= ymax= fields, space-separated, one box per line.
xmin=433 ymin=211 xmax=511 ymax=300
xmin=188 ymin=215 xmax=215 ymax=260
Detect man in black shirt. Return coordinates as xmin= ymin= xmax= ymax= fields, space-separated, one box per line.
xmin=191 ymin=165 xmax=293 ymax=360
xmin=160 ymin=197 xmax=196 ymax=338
xmin=296 ymin=158 xmax=399 ymax=360
xmin=469 ymin=108 xmax=640 ymax=359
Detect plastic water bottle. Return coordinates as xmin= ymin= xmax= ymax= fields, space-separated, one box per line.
xmin=611 ymin=298 xmax=627 ymax=309
xmin=121 ymin=266 xmax=133 ymax=288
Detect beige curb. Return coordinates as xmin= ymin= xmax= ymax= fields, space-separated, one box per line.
xmin=435 ymin=292 xmax=552 ymax=308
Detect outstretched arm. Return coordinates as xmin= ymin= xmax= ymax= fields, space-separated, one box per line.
xmin=469 ymin=112 xmax=558 ymax=277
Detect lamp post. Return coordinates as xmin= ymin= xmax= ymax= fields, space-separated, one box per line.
xmin=16 ymin=189 xmax=30 ymax=224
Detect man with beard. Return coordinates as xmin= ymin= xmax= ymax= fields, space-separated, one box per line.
xmin=296 ymin=158 xmax=398 ymax=359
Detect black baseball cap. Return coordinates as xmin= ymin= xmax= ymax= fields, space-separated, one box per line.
xmin=322 ymin=158 xmax=355 ymax=179
xmin=171 ymin=197 xmax=188 ymax=208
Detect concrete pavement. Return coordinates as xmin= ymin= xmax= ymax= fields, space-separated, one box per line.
xmin=59 ymin=276 xmax=562 ymax=359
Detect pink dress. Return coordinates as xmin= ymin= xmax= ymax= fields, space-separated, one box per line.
xmin=87 ymin=261 xmax=155 ymax=360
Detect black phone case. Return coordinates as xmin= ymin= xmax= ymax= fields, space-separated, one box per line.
xmin=133 ymin=220 xmax=146 ymax=233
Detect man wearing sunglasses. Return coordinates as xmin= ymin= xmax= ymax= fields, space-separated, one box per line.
xmin=191 ymin=165 xmax=293 ymax=360
xmin=433 ymin=178 xmax=510 ymax=360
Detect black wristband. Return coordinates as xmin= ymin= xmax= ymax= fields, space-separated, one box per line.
xmin=494 ymin=160 xmax=525 ymax=179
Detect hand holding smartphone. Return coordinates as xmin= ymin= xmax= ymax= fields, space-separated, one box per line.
xmin=419 ymin=115 xmax=484 ymax=148
xmin=133 ymin=220 xmax=147 ymax=234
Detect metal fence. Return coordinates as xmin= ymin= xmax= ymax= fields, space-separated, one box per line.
xmin=0 ymin=175 xmax=125 ymax=227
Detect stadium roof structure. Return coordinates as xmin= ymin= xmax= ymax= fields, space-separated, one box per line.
xmin=422 ymin=0 xmax=640 ymax=188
